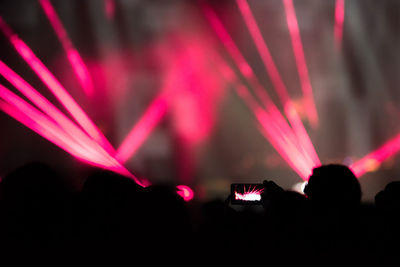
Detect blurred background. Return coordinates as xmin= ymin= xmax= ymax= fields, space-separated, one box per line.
xmin=1 ymin=0 xmax=400 ymax=202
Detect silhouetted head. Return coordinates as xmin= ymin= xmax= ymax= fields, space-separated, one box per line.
xmin=375 ymin=181 xmax=400 ymax=214
xmin=142 ymin=184 xmax=192 ymax=238
xmin=79 ymin=170 xmax=146 ymax=245
xmin=82 ymin=170 xmax=143 ymax=200
xmin=143 ymin=184 xmax=188 ymax=219
xmin=0 ymin=162 xmax=70 ymax=205
xmin=0 ymin=162 xmax=72 ymax=244
xmin=81 ymin=169 xmax=145 ymax=219
xmin=304 ymin=164 xmax=361 ymax=208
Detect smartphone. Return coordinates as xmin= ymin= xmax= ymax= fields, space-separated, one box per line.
xmin=231 ymin=183 xmax=264 ymax=205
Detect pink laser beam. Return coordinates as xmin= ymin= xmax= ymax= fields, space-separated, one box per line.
xmin=215 ymin=50 xmax=315 ymax=178
xmin=0 ymin=16 xmax=114 ymax=154
xmin=216 ymin=57 xmax=314 ymax=178
xmin=0 ymin=61 xmax=138 ymax=179
xmin=236 ymin=0 xmax=320 ymax=167
xmin=0 ymin=99 xmax=94 ymax=164
xmin=115 ymin=95 xmax=168 ymax=163
xmin=0 ymin=60 xmax=107 ymax=159
xmin=334 ymin=0 xmax=345 ymax=49
xmin=283 ymin=101 xmax=320 ymax=167
xmin=39 ymin=0 xmax=94 ymax=97
xmin=203 ymin=3 xmax=287 ymax=134
xmin=203 ymin=4 xmax=320 ymax=171
xmin=0 ymin=83 xmax=147 ymax=185
xmin=257 ymin=111 xmax=314 ymax=179
xmin=282 ymin=0 xmax=319 ymax=128
xmin=0 ymin=84 xmax=102 ymax=165
xmin=202 ymin=2 xmax=270 ymax=105
xmin=0 ymin=97 xmax=131 ymax=177
xmin=236 ymin=0 xmax=290 ymax=104
xmin=236 ymin=83 xmax=312 ymax=179
xmin=350 ymin=134 xmax=400 ymax=178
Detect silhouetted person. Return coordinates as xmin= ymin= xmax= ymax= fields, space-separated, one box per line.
xmin=78 ymin=170 xmax=146 ymax=251
xmin=303 ymin=164 xmax=368 ymax=264
xmin=304 ymin=164 xmax=361 ymax=211
xmin=260 ymin=181 xmax=310 ymax=263
xmin=375 ymin=181 xmax=400 ymax=218
xmin=142 ymin=184 xmax=193 ymax=255
xmin=0 ymin=162 xmax=72 ymax=250
xmin=375 ymin=181 xmax=400 ymax=260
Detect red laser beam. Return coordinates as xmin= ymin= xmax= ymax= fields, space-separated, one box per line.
xmin=115 ymin=95 xmax=168 ymax=163
xmin=236 ymin=0 xmax=320 ymax=168
xmin=39 ymin=0 xmax=94 ymax=97
xmin=334 ymin=0 xmax=345 ymax=49
xmin=0 ymin=17 xmax=114 ymax=154
xmin=282 ymin=0 xmax=319 ymax=128
xmin=350 ymin=134 xmax=400 ymax=178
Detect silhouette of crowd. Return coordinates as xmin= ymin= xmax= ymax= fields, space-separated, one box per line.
xmin=0 ymin=162 xmax=399 ymax=265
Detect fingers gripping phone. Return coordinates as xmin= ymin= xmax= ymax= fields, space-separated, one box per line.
xmin=231 ymin=183 xmax=264 ymax=205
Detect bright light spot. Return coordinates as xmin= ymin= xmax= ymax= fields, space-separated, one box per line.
xmin=292 ymin=181 xmax=308 ymax=194
xmin=234 ymin=186 xmax=264 ymax=201
xmin=365 ymin=159 xmax=380 ymax=173
xmin=177 ymin=185 xmax=194 ymax=202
